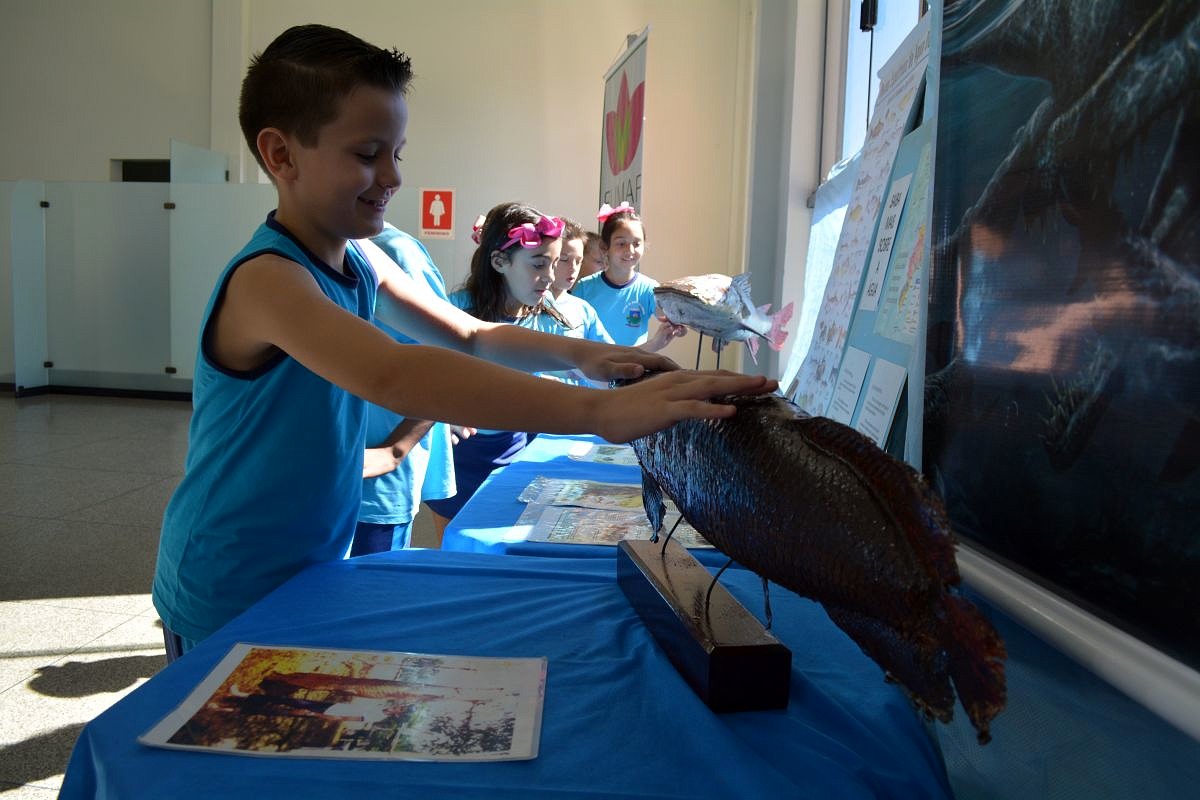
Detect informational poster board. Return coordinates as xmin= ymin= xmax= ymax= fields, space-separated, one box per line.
xmin=828 ymin=121 xmax=932 ymax=459
xmin=780 ymin=154 xmax=861 ymax=397
xmin=599 ymin=28 xmax=648 ymax=209
xmin=792 ymin=16 xmax=929 ymax=417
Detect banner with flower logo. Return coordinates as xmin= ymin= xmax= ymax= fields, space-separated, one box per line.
xmin=599 ymin=29 xmax=647 ymax=210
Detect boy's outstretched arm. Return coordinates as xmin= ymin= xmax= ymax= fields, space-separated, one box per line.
xmin=362 ymin=239 xmax=674 ymax=381
xmin=212 ymin=253 xmax=775 ymax=439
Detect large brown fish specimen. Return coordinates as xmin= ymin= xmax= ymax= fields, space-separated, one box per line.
xmin=628 ymin=386 xmax=1006 ymax=743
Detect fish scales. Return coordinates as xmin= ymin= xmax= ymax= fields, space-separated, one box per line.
xmin=628 ymin=389 xmax=1006 ymax=743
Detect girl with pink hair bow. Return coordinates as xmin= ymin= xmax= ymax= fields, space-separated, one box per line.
xmin=571 ymin=203 xmax=685 ymax=351
xmin=426 ymin=202 xmax=575 ymax=527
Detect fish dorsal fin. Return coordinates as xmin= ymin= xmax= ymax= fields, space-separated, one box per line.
xmin=794 ymin=415 xmax=961 ymax=585
xmin=728 ymin=273 xmax=755 ymax=313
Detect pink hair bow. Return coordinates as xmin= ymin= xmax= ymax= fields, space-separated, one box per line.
xmin=500 ymin=215 xmax=565 ymax=250
xmin=596 ymin=201 xmax=635 ymax=223
xmin=470 ymin=214 xmax=486 ymax=244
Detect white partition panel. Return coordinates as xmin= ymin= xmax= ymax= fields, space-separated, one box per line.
xmin=43 ymin=182 xmax=170 ymax=376
xmin=168 ymin=183 xmax=276 ymax=379
xmin=7 ymin=181 xmax=49 ymax=391
xmin=170 ymin=139 xmax=228 ymax=184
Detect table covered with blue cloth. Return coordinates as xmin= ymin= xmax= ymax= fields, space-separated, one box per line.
xmin=443 ymin=433 xmax=737 ymax=566
xmin=60 ymin=549 xmax=952 ymax=799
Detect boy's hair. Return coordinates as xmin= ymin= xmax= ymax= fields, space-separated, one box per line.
xmin=599 ymin=207 xmax=644 ymax=246
xmin=239 ymin=24 xmax=414 ymax=171
xmin=583 ymin=231 xmax=602 ymax=250
xmin=462 ymin=202 xmax=568 ymax=326
xmin=560 ymin=217 xmax=584 ymax=245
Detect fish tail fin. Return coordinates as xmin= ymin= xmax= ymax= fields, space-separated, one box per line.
xmin=943 ymin=592 xmax=1007 ymax=744
xmin=767 ymin=302 xmax=794 ymax=351
xmin=639 ymin=467 xmax=666 ymax=541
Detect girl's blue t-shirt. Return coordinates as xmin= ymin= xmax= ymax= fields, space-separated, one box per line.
xmin=570 ymin=271 xmax=659 ymax=347
xmin=152 ymin=213 xmax=377 ymax=642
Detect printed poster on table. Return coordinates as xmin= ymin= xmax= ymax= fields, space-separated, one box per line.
xmin=518 ymin=476 xmax=644 ymax=511
xmin=567 ymin=440 xmax=640 ymax=467
xmin=516 ymin=503 xmax=711 ymax=549
xmin=140 ymin=644 xmax=546 ymax=761
xmin=792 ymin=16 xmax=929 ymax=415
xmin=600 ymin=28 xmax=647 ymax=209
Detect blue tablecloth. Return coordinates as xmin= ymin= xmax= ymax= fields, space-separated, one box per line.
xmin=61 ymin=549 xmax=952 ymax=799
xmin=443 ymin=434 xmax=735 ymax=566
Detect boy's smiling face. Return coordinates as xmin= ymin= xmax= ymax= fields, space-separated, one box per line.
xmin=278 ymin=85 xmax=408 ymax=264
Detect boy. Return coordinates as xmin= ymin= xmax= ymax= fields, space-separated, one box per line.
xmin=152 ymin=24 xmax=773 ymax=658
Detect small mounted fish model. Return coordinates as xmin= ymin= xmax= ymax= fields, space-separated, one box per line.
xmin=654 ymin=273 xmax=794 ymax=364
xmin=626 ymin=384 xmax=1007 ymax=744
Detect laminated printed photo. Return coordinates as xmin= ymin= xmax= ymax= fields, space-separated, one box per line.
xmin=566 ymin=441 xmax=640 ymax=466
xmin=517 ymin=503 xmax=712 ymax=548
xmin=139 ymin=644 xmax=547 ymax=761
xmin=518 ymin=476 xmax=644 ymax=510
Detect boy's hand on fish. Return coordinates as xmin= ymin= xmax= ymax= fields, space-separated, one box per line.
xmin=596 ymin=371 xmax=778 ymax=443
xmin=575 ymin=344 xmax=680 ymax=382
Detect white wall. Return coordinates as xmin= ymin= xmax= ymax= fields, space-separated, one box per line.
xmin=228 ymin=0 xmax=762 ymax=348
xmin=0 ymin=1 xmax=827 ymax=384
xmin=0 ymin=0 xmax=213 ymax=183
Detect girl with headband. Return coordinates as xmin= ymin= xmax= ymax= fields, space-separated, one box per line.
xmin=425 ymin=202 xmax=573 ymax=530
xmin=571 ymin=202 xmax=685 ymax=350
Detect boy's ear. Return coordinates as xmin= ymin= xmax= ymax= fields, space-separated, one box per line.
xmin=489 ymin=250 xmax=508 ymax=273
xmin=257 ymin=128 xmax=298 ymax=182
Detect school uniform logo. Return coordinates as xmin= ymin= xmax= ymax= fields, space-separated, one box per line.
xmin=624 ymin=302 xmax=646 ymax=328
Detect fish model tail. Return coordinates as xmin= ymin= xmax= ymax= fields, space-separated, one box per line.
xmin=795 ymin=415 xmax=1006 ymax=742
xmin=767 ymin=301 xmax=794 ymax=351
xmin=943 ymin=592 xmax=1007 ymax=744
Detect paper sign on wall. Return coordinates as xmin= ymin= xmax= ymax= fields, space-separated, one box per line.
xmin=420 ymin=188 xmax=454 ymax=239
xmin=854 ymin=358 xmax=908 ymax=447
xmin=827 ymin=346 xmax=871 ymax=425
xmin=859 ymin=173 xmax=913 ymax=312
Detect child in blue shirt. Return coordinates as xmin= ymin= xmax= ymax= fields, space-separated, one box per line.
xmin=350 ymin=224 xmax=457 ymax=555
xmin=426 ymin=201 xmax=574 ymax=527
xmin=571 ymin=203 xmax=685 ymax=350
xmin=151 ymin=25 xmax=774 ymax=659
xmin=546 ymin=219 xmax=613 ymax=388
xmin=548 ymin=218 xmax=613 ymax=345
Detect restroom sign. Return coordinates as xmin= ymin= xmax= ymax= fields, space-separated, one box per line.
xmin=420 ymin=188 xmax=454 ymax=239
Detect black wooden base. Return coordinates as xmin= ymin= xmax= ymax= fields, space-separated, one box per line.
xmin=617 ymin=538 xmax=791 ymax=712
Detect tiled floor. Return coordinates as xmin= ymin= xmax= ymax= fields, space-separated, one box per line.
xmin=0 ymin=392 xmax=190 ymax=797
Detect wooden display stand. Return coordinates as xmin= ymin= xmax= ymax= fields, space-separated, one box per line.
xmin=617 ymin=538 xmax=791 ymax=712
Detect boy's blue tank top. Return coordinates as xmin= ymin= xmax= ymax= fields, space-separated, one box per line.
xmin=153 ymin=213 xmax=377 ymax=642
